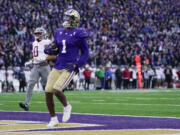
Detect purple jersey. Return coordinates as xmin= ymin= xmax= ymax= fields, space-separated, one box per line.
xmin=51 ymin=27 xmax=89 ymax=72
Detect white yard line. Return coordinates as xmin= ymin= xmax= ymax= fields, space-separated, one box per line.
xmin=1 ymin=129 xmax=180 ymax=134
xmin=0 ymin=110 xmax=180 ymax=119
xmin=93 ymin=100 xmax=105 ymax=102
xmin=67 ymin=95 xmax=180 ymax=100
xmin=1 ymin=100 xmax=180 ymax=107
xmin=115 ymin=97 xmax=180 ymax=100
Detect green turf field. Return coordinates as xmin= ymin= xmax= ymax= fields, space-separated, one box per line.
xmin=0 ymin=89 xmax=180 ymax=117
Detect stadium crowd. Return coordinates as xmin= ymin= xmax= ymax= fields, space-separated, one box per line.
xmin=0 ymin=0 xmax=180 ymax=91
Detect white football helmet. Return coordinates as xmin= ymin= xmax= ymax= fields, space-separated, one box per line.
xmin=34 ymin=27 xmax=47 ymax=40
xmin=62 ymin=9 xmax=80 ymax=28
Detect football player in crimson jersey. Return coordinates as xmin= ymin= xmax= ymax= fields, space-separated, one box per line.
xmin=44 ymin=9 xmax=89 ymax=127
xmin=19 ymin=27 xmax=56 ymax=111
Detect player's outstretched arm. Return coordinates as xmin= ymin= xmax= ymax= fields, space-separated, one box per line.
xmin=77 ymin=38 xmax=89 ymax=68
xmin=24 ymin=59 xmax=34 ymax=67
xmin=46 ymin=55 xmax=57 ymax=60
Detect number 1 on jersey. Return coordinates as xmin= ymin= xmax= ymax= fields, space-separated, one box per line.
xmin=62 ymin=40 xmax=66 ymax=53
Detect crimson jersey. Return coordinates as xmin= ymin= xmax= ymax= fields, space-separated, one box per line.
xmin=32 ymin=39 xmax=51 ymax=64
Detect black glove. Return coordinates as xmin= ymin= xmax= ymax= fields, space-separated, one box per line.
xmin=44 ymin=44 xmax=59 ymax=55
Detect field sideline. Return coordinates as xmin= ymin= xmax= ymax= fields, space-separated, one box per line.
xmin=0 ymin=89 xmax=180 ymax=118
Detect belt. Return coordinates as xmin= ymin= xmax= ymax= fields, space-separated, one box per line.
xmin=34 ymin=62 xmax=48 ymax=66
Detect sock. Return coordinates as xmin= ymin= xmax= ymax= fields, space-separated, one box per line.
xmin=51 ymin=116 xmax=57 ymax=121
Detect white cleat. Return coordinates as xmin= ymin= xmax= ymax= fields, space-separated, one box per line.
xmin=62 ymin=104 xmax=72 ymax=123
xmin=47 ymin=116 xmax=59 ymax=128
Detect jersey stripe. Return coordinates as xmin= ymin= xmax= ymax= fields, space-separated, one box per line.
xmin=61 ymin=71 xmax=75 ymax=90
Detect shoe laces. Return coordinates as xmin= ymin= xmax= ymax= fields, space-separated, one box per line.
xmin=64 ymin=106 xmax=70 ymax=113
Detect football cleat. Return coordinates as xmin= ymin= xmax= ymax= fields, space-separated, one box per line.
xmin=47 ymin=116 xmax=59 ymax=128
xmin=62 ymin=104 xmax=72 ymax=123
xmin=19 ymin=102 xmax=29 ymax=111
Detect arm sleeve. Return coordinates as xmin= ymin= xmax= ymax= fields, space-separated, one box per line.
xmin=77 ymin=38 xmax=89 ymax=68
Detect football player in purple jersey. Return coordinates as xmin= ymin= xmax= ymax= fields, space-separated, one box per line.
xmin=44 ymin=9 xmax=89 ymax=127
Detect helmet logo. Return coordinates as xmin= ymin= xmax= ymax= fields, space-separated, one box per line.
xmin=62 ymin=9 xmax=80 ymax=28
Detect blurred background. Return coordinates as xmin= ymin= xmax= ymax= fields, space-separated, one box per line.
xmin=0 ymin=0 xmax=180 ymax=93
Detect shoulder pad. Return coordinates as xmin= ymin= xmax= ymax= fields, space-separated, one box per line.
xmin=54 ymin=28 xmax=64 ymax=37
xmin=77 ymin=29 xmax=88 ymax=38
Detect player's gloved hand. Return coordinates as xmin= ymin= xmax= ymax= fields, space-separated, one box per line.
xmin=44 ymin=44 xmax=59 ymax=55
xmin=33 ymin=57 xmax=47 ymax=64
xmin=37 ymin=57 xmax=46 ymax=62
xmin=25 ymin=60 xmax=33 ymax=67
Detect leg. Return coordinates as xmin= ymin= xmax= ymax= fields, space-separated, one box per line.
xmin=25 ymin=67 xmax=40 ymax=105
xmin=106 ymin=79 xmax=109 ymax=89
xmin=40 ymin=65 xmax=51 ymax=90
xmin=87 ymin=78 xmax=90 ymax=90
xmin=124 ymin=79 xmax=126 ymax=89
xmin=45 ymin=92 xmax=55 ymax=117
xmin=45 ymin=69 xmax=61 ymax=117
xmin=19 ymin=66 xmax=40 ymax=111
xmin=45 ymin=92 xmax=59 ymax=128
xmin=100 ymin=78 xmax=104 ymax=89
xmin=54 ymin=90 xmax=67 ymax=107
xmin=53 ymin=70 xmax=75 ymax=123
xmin=54 ymin=89 xmax=72 ymax=123
xmin=19 ymin=81 xmax=21 ymax=92
xmin=123 ymin=79 xmax=126 ymax=89
xmin=109 ymin=78 xmax=112 ymax=89
xmin=45 ymin=69 xmax=61 ymax=127
xmin=45 ymin=69 xmax=75 ymax=126
xmin=84 ymin=79 xmax=87 ymax=90
xmin=22 ymin=85 xmax=25 ymax=92
xmin=53 ymin=70 xmax=75 ymax=106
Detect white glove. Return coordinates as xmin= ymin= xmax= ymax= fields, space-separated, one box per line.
xmin=37 ymin=57 xmax=46 ymax=61
xmin=34 ymin=57 xmax=47 ymax=63
xmin=25 ymin=60 xmax=33 ymax=67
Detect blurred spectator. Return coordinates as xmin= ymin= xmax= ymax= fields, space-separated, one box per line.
xmin=147 ymin=66 xmax=155 ymax=89
xmin=0 ymin=0 xmax=179 ymax=70
xmin=131 ymin=66 xmax=137 ymax=89
xmin=115 ymin=66 xmax=122 ymax=89
xmin=78 ymin=67 xmax=85 ymax=90
xmin=104 ymin=66 xmax=112 ymax=89
xmin=164 ymin=66 xmax=173 ymax=88
xmin=177 ymin=67 xmax=180 ymax=80
xmin=83 ymin=65 xmax=91 ymax=90
xmin=172 ymin=66 xmax=178 ymax=81
xmin=1 ymin=72 xmax=15 ymax=92
xmin=89 ymin=65 xmax=96 ymax=90
xmin=151 ymin=67 xmax=157 ymax=88
xmin=111 ymin=65 xmax=117 ymax=90
xmin=13 ymin=63 xmax=21 ymax=79
xmin=143 ymin=66 xmax=150 ymax=89
xmin=18 ymin=68 xmax=26 ymax=92
xmin=155 ymin=66 xmax=164 ymax=88
xmin=122 ymin=66 xmax=131 ymax=89
xmin=96 ymin=66 xmax=105 ymax=89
